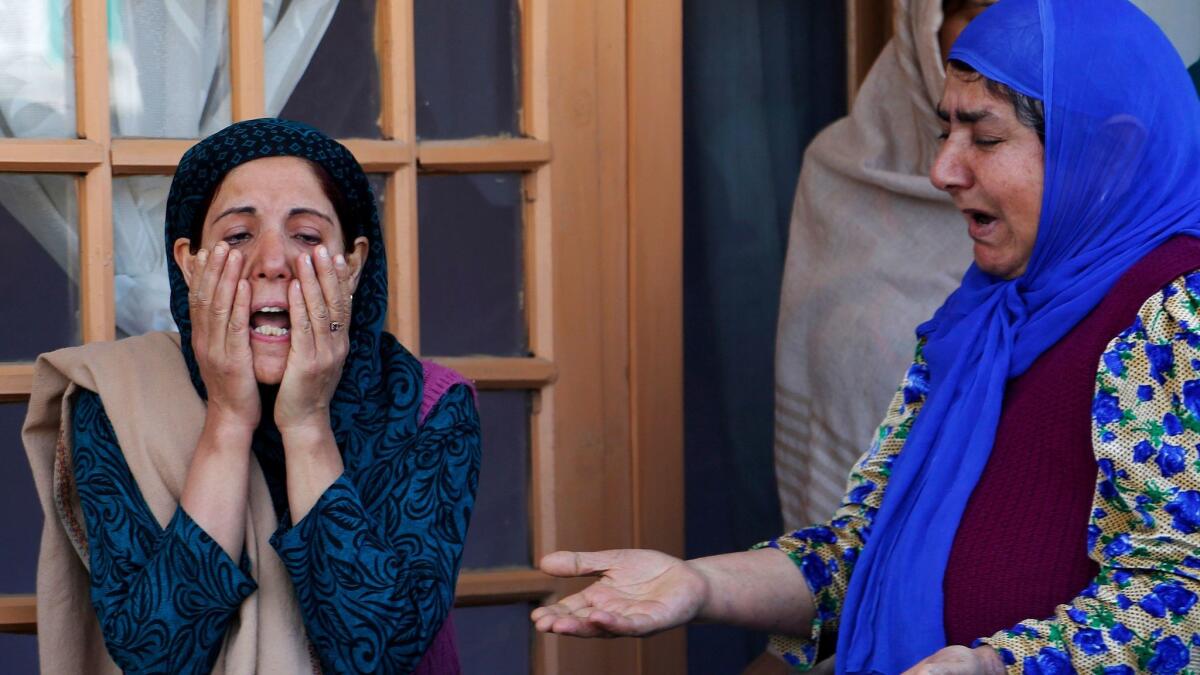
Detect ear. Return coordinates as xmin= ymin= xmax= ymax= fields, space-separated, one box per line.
xmin=346 ymin=236 xmax=370 ymax=292
xmin=173 ymin=238 xmax=198 ymax=288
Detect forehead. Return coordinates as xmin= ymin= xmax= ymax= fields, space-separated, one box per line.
xmin=937 ymin=72 xmax=1017 ymax=121
xmin=211 ymin=156 xmax=330 ymax=205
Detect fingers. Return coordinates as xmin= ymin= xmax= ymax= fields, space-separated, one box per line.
xmin=288 ymin=278 xmax=313 ymax=356
xmin=314 ymin=246 xmax=350 ymax=325
xmin=539 ymin=550 xmax=622 ymax=578
xmin=297 ymin=252 xmax=333 ymax=341
xmin=530 ymin=604 xmax=657 ymax=638
xmin=208 ymin=248 xmax=243 ymax=346
xmin=226 ymin=279 xmax=251 ymax=355
xmin=194 ymin=243 xmax=228 ymax=313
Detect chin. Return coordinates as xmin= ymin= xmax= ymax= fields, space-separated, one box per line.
xmin=251 ymin=349 xmax=287 ymax=385
xmin=973 ymin=248 xmax=1022 ymax=280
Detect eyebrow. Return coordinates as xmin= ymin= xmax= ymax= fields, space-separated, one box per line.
xmin=212 ymin=205 xmax=334 ymax=225
xmin=287 ymin=207 xmax=335 ymax=225
xmin=935 ymin=107 xmax=997 ymax=124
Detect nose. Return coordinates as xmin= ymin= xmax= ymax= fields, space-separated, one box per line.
xmin=245 ymin=229 xmax=291 ymax=280
xmin=930 ymin=138 xmax=972 ymax=193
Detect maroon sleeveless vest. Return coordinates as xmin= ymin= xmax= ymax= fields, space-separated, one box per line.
xmin=941 ymin=236 xmax=1200 ymax=646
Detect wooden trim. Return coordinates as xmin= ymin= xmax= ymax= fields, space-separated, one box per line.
xmin=340 ymin=139 xmax=414 ymax=172
xmin=0 ymin=363 xmax=34 ymax=402
xmin=110 ymin=139 xmax=192 ymax=175
xmin=0 ymin=140 xmax=104 ymax=172
xmin=109 ymin=139 xmax=414 ymax=175
xmin=519 ymin=1 xmax=557 ymax=672
xmin=229 ymin=0 xmax=266 ymax=120
xmin=454 ymin=568 xmax=556 ymax=606
xmin=417 ymin=139 xmax=551 ymax=173
xmin=0 ymin=595 xmax=35 ymax=635
xmin=846 ymin=0 xmax=894 ymax=104
xmin=377 ymin=0 xmax=421 ymax=349
xmin=428 ymin=357 xmax=555 ymax=389
xmin=72 ymin=0 xmax=108 ymax=143
xmin=74 ymin=0 xmax=114 ymax=344
xmin=0 ymin=571 xmax=557 ymax=634
xmin=628 ymin=0 xmax=685 ymax=672
xmin=0 ymin=359 xmax=551 ymax=397
xmin=537 ymin=0 xmax=640 ymax=672
xmin=79 ymin=169 xmax=115 ymax=343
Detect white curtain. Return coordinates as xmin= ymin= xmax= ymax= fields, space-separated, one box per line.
xmin=0 ymin=0 xmax=339 ymax=336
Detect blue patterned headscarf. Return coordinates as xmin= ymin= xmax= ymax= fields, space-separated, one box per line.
xmin=163 ymin=118 xmax=421 ymax=513
xmin=837 ymin=1 xmax=1200 ymax=671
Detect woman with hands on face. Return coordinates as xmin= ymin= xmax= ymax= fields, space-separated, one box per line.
xmin=24 ymin=119 xmax=480 ymax=675
xmin=535 ymin=1 xmax=1200 ymax=673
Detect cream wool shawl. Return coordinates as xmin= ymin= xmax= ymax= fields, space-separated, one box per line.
xmin=773 ymin=0 xmax=972 ymax=529
xmin=23 ymin=331 xmax=315 ymax=674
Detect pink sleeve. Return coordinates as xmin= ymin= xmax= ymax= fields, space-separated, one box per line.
xmin=419 ymin=360 xmax=477 ymax=427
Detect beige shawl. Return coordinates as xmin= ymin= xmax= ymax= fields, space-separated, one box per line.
xmin=23 ymin=331 xmax=315 ymax=674
xmin=774 ymin=0 xmax=973 ymax=529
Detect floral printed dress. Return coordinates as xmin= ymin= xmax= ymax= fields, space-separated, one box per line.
xmin=760 ymin=272 xmax=1200 ymax=674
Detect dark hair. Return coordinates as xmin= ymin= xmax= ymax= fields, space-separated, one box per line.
xmin=943 ymin=0 xmax=969 ymax=15
xmin=946 ymin=59 xmax=1045 ymax=143
xmin=188 ymin=158 xmax=360 ymax=253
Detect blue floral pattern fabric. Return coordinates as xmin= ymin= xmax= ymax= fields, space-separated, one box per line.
xmin=72 ymin=388 xmax=256 ymax=674
xmin=72 ymin=380 xmax=480 ymax=673
xmin=760 ymin=273 xmax=1200 ymax=673
xmin=270 ymin=383 xmax=479 ymax=672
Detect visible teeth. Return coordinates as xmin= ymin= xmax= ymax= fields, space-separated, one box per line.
xmin=254 ymin=325 xmax=290 ymax=337
xmin=258 ymin=306 xmax=287 ymax=313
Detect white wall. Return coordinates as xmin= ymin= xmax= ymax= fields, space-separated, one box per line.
xmin=1132 ymin=0 xmax=1200 ymax=66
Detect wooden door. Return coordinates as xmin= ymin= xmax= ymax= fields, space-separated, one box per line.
xmin=0 ymin=0 xmax=683 ymax=673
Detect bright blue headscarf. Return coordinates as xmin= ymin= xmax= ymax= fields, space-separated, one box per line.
xmin=836 ymin=1 xmax=1200 ymax=672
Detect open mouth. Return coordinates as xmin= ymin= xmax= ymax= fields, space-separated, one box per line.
xmin=965 ymin=209 xmax=996 ymax=226
xmin=250 ymin=306 xmax=290 ymax=337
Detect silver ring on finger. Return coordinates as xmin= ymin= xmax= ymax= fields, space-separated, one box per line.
xmin=329 ymin=321 xmax=345 ymax=333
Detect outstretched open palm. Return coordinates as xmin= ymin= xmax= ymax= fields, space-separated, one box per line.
xmin=531 ymin=549 xmax=708 ymax=638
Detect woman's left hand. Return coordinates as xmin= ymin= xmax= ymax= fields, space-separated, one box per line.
xmin=275 ymin=245 xmax=353 ymax=433
xmin=902 ymin=646 xmax=1006 ymax=675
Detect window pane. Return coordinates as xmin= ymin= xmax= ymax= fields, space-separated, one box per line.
xmin=461 ymin=391 xmax=529 ymax=569
xmin=109 ymin=0 xmax=232 ymax=138
xmin=0 ymin=402 xmax=40 ymax=595
xmin=0 ymin=636 xmax=37 ymax=673
xmin=414 ymin=0 xmax=520 ymax=139
xmin=2 ymin=401 xmax=43 ymax=673
xmin=0 ymin=174 xmax=79 ymax=360
xmin=276 ymin=0 xmax=383 ymax=139
xmin=112 ymin=176 xmax=175 ymax=337
xmin=0 ymin=0 xmax=76 ymax=138
xmin=418 ymin=174 xmax=525 ymax=356
xmin=451 ymin=604 xmax=532 ymax=675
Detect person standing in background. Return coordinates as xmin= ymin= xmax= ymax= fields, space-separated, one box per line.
xmin=773 ymin=0 xmax=991 ymax=530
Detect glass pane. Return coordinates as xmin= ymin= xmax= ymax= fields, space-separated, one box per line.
xmin=112 ymin=176 xmax=174 ymax=337
xmin=0 ymin=403 xmax=40 ymax=594
xmin=0 ymin=0 xmax=76 ymax=138
xmin=109 ymin=0 xmax=231 ymax=137
xmin=414 ymin=0 xmax=520 ymax=139
xmin=0 ymin=174 xmax=79 ymax=360
xmin=451 ymin=604 xmax=532 ymax=675
xmin=418 ymin=174 xmax=525 ymax=356
xmin=461 ymin=391 xmax=529 ymax=569
xmin=276 ymin=0 xmax=382 ymax=139
xmin=0 ymin=636 xmax=37 ymax=673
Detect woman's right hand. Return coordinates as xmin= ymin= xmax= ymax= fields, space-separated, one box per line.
xmin=188 ymin=242 xmax=260 ymax=431
xmin=531 ymin=549 xmax=709 ymax=637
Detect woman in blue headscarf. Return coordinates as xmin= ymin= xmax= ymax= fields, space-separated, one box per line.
xmin=24 ymin=119 xmax=480 ymax=674
xmin=532 ymin=0 xmax=1200 ymax=672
